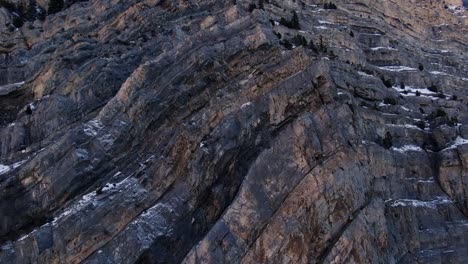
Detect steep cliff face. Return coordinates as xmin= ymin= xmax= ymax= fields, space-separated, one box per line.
xmin=0 ymin=0 xmax=467 ymax=263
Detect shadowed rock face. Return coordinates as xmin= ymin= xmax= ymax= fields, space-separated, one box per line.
xmin=0 ymin=0 xmax=467 ymax=263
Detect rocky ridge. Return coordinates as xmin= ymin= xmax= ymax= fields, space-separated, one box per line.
xmin=0 ymin=0 xmax=467 ymax=263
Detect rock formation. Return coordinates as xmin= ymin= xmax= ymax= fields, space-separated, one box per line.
xmin=0 ymin=0 xmax=467 ymax=263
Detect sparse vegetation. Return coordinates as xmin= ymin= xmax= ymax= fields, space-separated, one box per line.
xmin=380 ymin=76 xmax=393 ymax=88
xmin=324 ymin=2 xmax=338 ymax=9
xmin=383 ymin=97 xmax=397 ymax=105
xmin=280 ymin=11 xmax=300 ymax=29
xmin=307 ymin=39 xmax=318 ymax=52
xmin=414 ymin=120 xmax=426 ymax=130
xmin=382 ymin=132 xmax=393 ymax=149
xmin=448 ymin=116 xmax=458 ymax=127
xmin=292 ymin=34 xmax=307 ymax=47
xmin=318 ymin=35 xmax=327 ymax=53
xmin=433 ymin=108 xmax=447 ymax=118
xmin=428 ymin=84 xmax=438 ymax=93
xmin=280 ymin=39 xmax=293 ymax=50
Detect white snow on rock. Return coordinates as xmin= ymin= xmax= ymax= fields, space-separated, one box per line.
xmin=0 ymin=160 xmax=28 ymax=176
xmin=391 ymin=145 xmax=423 ymax=152
xmin=0 ymin=165 xmax=10 ymax=175
xmin=430 ymin=71 xmax=451 ymax=76
xmin=386 ymin=123 xmax=423 ymax=130
xmin=392 ymin=85 xmax=438 ymax=97
xmin=83 ymin=119 xmax=104 ymax=137
xmin=378 ymin=66 xmax=418 ymax=72
xmin=442 ymin=137 xmax=468 ymax=151
xmin=315 ymin=26 xmax=329 ymax=30
xmin=101 ymin=172 xmax=132 ymax=192
xmin=358 ymin=71 xmax=373 ymax=77
xmin=75 ymin=148 xmax=89 ymax=159
xmin=241 ymin=102 xmax=252 ymax=109
xmin=387 ymin=196 xmax=452 ymax=209
xmin=51 ymin=173 xmax=134 ymax=227
xmin=371 ymin=46 xmax=398 ymax=51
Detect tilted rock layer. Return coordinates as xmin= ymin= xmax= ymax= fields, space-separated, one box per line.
xmin=0 ymin=0 xmax=467 ymax=263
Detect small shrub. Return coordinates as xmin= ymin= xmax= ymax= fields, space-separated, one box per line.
xmin=280 ymin=39 xmax=293 ymax=50
xmin=435 ymin=108 xmax=447 ymax=117
xmin=380 ymin=76 xmax=393 ymax=88
xmin=428 ymin=84 xmax=438 ymax=93
xmin=437 ymin=92 xmax=446 ymax=99
xmin=291 ymin=34 xmax=307 ymax=47
xmin=96 ymin=186 xmax=104 ymax=195
xmin=415 ymin=91 xmax=421 ymax=96
xmin=324 ymin=2 xmax=338 ymax=9
xmin=318 ymin=36 xmax=327 ymax=52
xmin=273 ymin=31 xmax=282 ymax=39
xmin=448 ymin=116 xmax=458 ymax=127
xmin=418 ymin=63 xmax=424 ymax=71
xmin=307 ymin=39 xmax=318 ymax=52
xmin=400 ymin=81 xmax=405 ymax=90
xmin=383 ymin=132 xmax=393 ymax=149
xmin=451 ymin=95 xmax=458 ymax=100
xmin=350 ymin=31 xmax=354 ymax=37
xmin=279 ymin=11 xmax=300 ymax=29
xmin=414 ymin=120 xmax=426 ymax=130
xmin=383 ymin=97 xmax=397 ymax=105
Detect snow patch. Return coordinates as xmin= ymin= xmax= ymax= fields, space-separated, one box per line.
xmin=315 ymin=26 xmax=329 ymax=30
xmin=386 ymin=123 xmax=423 ymax=130
xmin=430 ymin=71 xmax=450 ymax=76
xmin=391 ymin=145 xmax=423 ymax=152
xmin=358 ymin=71 xmax=373 ymax=77
xmin=75 ymin=148 xmax=89 ymax=159
xmin=378 ymin=66 xmax=418 ymax=72
xmin=392 ymin=85 xmax=437 ymax=97
xmin=442 ymin=136 xmax=468 ymax=151
xmin=241 ymin=102 xmax=252 ymax=109
xmin=101 ymin=172 xmax=131 ymax=192
xmin=318 ymin=20 xmax=334 ymax=24
xmin=83 ymin=119 xmax=104 ymax=137
xmin=371 ymin=46 xmax=397 ymax=51
xmin=387 ymin=197 xmax=452 ymax=208
xmin=0 ymin=160 xmax=28 ymax=176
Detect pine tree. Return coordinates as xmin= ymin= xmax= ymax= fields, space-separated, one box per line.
xmin=291 ymin=11 xmax=300 ymax=29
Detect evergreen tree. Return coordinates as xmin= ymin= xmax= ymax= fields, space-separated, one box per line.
xmin=291 ymin=11 xmax=300 ymax=29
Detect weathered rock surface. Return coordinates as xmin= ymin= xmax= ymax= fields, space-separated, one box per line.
xmin=0 ymin=0 xmax=467 ymax=263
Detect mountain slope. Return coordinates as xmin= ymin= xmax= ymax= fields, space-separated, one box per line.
xmin=0 ymin=0 xmax=467 ymax=263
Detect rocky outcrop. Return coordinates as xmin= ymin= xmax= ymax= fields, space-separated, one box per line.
xmin=0 ymin=0 xmax=467 ymax=263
